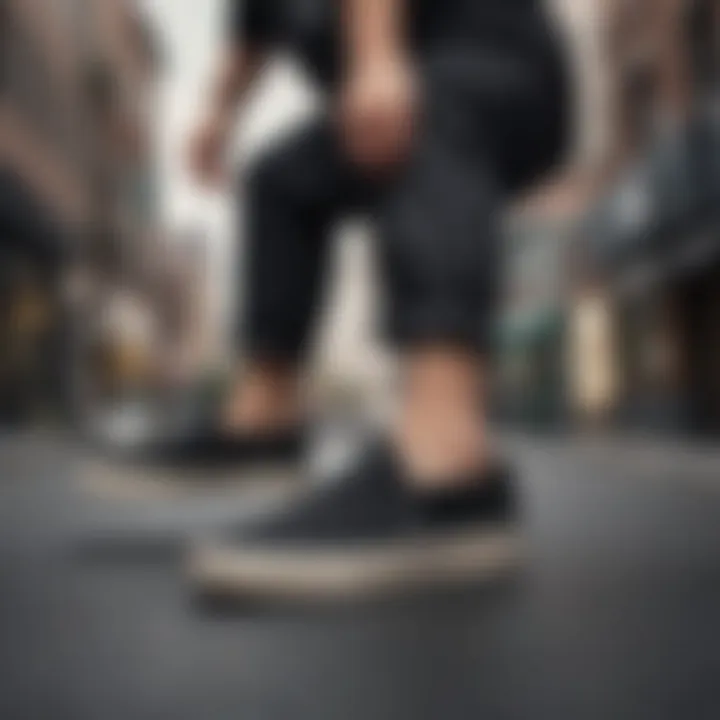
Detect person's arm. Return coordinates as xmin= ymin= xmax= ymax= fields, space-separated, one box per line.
xmin=340 ymin=0 xmax=418 ymax=173
xmin=188 ymin=1 xmax=272 ymax=187
xmin=344 ymin=0 xmax=406 ymax=69
xmin=209 ymin=44 xmax=264 ymax=129
xmin=188 ymin=45 xmax=266 ymax=187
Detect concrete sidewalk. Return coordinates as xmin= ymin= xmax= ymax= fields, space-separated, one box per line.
xmin=1 ymin=430 xmax=719 ymax=720
xmin=503 ymin=430 xmax=720 ymax=491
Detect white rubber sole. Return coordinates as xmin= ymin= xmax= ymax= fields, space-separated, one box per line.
xmin=188 ymin=525 xmax=523 ymax=602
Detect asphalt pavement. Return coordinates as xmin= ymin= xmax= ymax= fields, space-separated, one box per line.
xmin=1 ymin=430 xmax=720 ymax=720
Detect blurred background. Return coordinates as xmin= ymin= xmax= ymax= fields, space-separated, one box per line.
xmin=1 ymin=0 xmax=719 ymax=441
xmin=1 ymin=3 xmax=720 ymax=718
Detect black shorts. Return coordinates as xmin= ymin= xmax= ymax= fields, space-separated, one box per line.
xmin=238 ymin=43 xmax=569 ymax=358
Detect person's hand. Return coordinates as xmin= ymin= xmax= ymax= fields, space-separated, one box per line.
xmin=339 ymin=54 xmax=419 ymax=174
xmin=187 ymin=111 xmax=232 ymax=188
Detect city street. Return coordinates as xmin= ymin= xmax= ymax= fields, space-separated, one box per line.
xmin=1 ymin=431 xmax=720 ymax=720
xmin=3 ymin=0 xmax=719 ymax=717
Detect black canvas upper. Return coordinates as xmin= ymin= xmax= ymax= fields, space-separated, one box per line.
xmin=111 ymin=425 xmax=304 ymax=472
xmin=230 ymin=444 xmax=518 ymax=547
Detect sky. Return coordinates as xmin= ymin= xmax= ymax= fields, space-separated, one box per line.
xmin=141 ymin=0 xmax=227 ymax=239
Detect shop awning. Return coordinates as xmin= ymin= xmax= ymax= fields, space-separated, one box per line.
xmin=584 ymin=106 xmax=720 ymax=271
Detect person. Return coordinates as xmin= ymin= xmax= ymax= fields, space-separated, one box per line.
xmin=181 ymin=0 xmax=569 ymax=598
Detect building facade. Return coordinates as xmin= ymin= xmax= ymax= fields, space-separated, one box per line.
xmin=573 ymin=0 xmax=720 ymax=436
xmin=0 ymin=0 xmax=159 ymax=422
xmin=497 ymin=0 xmax=720 ymax=435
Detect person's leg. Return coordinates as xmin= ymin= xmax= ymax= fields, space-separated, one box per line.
xmin=188 ymin=46 xmax=569 ymax=598
xmin=380 ymin=44 xmax=567 ymax=488
xmin=378 ymin=123 xmax=502 ymax=485
xmin=105 ymin=121 xmax=362 ymax=472
xmin=394 ymin=347 xmax=490 ymax=486
xmin=190 ymin=85 xmax=521 ymax=597
xmin=219 ymin=120 xmax=364 ymax=436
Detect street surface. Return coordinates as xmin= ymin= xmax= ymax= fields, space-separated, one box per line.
xmin=1 ymin=431 xmax=720 ymax=720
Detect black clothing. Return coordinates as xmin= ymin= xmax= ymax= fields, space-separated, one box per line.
xmin=239 ymin=43 xmax=568 ymax=357
xmin=224 ymin=0 xmax=570 ymax=356
xmin=227 ymin=0 xmax=566 ymax=90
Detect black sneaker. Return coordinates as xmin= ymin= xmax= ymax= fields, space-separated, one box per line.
xmin=81 ymin=382 xmax=305 ymax=473
xmin=139 ymin=426 xmax=304 ymax=469
xmin=188 ymin=444 xmax=523 ymax=601
xmin=72 ymin=426 xmax=308 ymax=559
xmin=79 ymin=425 xmax=306 ymax=502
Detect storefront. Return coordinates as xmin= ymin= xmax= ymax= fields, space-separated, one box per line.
xmin=583 ymin=107 xmax=720 ymax=437
xmin=495 ymin=307 xmax=568 ymax=431
xmin=495 ymin=214 xmax=574 ymax=431
xmin=0 ymin=170 xmax=69 ymax=423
